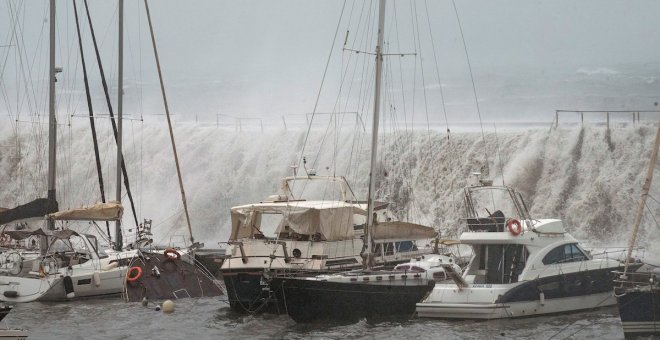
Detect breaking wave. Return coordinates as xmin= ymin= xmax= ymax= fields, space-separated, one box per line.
xmin=1 ymin=122 xmax=658 ymax=257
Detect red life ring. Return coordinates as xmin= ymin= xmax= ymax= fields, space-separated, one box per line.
xmin=163 ymin=248 xmax=181 ymax=261
xmin=507 ymin=219 xmax=523 ymax=236
xmin=126 ymin=266 xmax=142 ymax=282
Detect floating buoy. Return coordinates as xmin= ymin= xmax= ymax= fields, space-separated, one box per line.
xmin=154 ymin=305 xmax=161 ymax=311
xmin=162 ymin=299 xmax=175 ymax=313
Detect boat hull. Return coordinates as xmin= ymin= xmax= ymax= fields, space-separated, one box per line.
xmin=417 ymin=266 xmax=620 ymax=320
xmin=271 ymin=277 xmax=435 ymax=323
xmin=124 ymin=252 xmax=224 ymax=302
xmin=615 ymin=289 xmax=660 ymax=338
xmin=417 ymin=291 xmax=615 ymax=319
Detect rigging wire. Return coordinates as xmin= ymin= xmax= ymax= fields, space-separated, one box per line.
xmin=296 ymin=0 xmax=347 ymax=176
xmin=82 ymin=0 xmax=139 ymax=227
xmin=72 ymin=0 xmax=112 ymax=241
xmin=451 ymin=0 xmax=490 ymax=175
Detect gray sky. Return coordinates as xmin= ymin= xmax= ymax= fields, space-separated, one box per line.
xmin=3 ymin=0 xmax=660 ymax=126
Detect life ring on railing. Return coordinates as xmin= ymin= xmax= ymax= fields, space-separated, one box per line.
xmin=163 ymin=248 xmax=181 ymax=261
xmin=126 ymin=266 xmax=143 ymax=282
xmin=507 ymin=219 xmax=523 ymax=236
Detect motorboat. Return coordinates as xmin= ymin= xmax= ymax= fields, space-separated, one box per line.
xmin=416 ymin=179 xmax=630 ymax=319
xmin=220 ymin=175 xmax=438 ymax=313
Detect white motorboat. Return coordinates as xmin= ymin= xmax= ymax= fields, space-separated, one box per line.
xmin=221 ymin=175 xmax=439 ymax=313
xmin=416 ymin=179 xmax=630 ymax=320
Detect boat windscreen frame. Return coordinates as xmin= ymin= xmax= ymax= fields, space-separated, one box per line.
xmin=463 ymin=185 xmax=532 ymax=221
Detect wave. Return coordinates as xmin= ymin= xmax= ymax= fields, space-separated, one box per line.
xmin=1 ymin=122 xmax=658 ymax=259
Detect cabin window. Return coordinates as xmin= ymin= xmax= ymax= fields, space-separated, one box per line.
xmin=542 ymin=243 xmax=588 ymax=265
xmin=395 ymin=241 xmax=417 ymax=252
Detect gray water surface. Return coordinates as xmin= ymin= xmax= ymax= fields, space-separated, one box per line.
xmin=4 ymin=297 xmax=624 ymax=339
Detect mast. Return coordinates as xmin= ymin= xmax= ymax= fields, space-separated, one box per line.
xmin=42 ymin=0 xmax=57 ymax=256
xmin=144 ymin=0 xmax=195 ymax=244
xmin=47 ymin=0 xmax=57 ymax=231
xmin=115 ymin=0 xmax=124 ymax=251
xmin=364 ymin=0 xmax=386 ymax=269
xmin=622 ymin=124 xmax=660 ymax=277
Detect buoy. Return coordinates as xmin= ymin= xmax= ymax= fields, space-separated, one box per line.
xmin=93 ymin=272 xmax=101 ymax=287
xmin=154 ymin=305 xmax=161 ymax=311
xmin=141 ymin=297 xmax=148 ymax=307
xmin=162 ymin=299 xmax=175 ymax=313
xmin=539 ymin=291 xmax=545 ymax=306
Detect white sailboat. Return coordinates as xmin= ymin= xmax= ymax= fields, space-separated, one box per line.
xmin=0 ymin=0 xmax=140 ymax=303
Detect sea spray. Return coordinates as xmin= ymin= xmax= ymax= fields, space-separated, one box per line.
xmin=1 ymin=122 xmax=658 ymax=256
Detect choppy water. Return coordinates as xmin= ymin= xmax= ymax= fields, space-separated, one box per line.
xmin=3 ymin=297 xmax=625 ymax=339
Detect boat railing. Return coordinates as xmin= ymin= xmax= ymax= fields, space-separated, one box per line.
xmin=266 ymin=240 xmax=291 ymax=263
xmin=612 ymin=270 xmax=659 ymax=288
xmin=222 ymin=241 xmax=247 ymax=264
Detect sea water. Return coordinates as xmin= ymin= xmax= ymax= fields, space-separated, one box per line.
xmin=4 ymin=297 xmax=624 ymax=339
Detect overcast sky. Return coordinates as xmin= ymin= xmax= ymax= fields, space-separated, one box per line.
xmin=3 ymin=0 xmax=660 ymax=126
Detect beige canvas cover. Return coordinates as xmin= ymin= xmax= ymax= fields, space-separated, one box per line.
xmin=229 ymin=204 xmax=355 ymax=241
xmin=47 ymin=201 xmax=123 ymax=221
xmin=372 ymin=221 xmax=437 ymax=240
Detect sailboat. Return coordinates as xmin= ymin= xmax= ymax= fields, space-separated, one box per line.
xmin=269 ymin=0 xmax=445 ymax=323
xmin=613 ymin=124 xmax=660 ymax=338
xmin=221 ymin=174 xmax=440 ymax=313
xmin=0 ymin=0 xmax=222 ymax=303
xmin=0 ymin=0 xmax=143 ymax=303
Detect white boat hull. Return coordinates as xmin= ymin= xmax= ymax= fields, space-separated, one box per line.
xmin=417 ymin=291 xmax=615 ymax=319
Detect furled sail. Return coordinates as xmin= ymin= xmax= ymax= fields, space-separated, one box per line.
xmin=372 ymin=221 xmax=438 ymax=240
xmin=0 ymin=198 xmax=59 ymax=225
xmin=46 ymin=201 xmax=123 ymax=221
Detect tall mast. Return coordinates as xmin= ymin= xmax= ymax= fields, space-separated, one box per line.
xmin=42 ymin=0 xmax=56 ymax=255
xmin=364 ymin=0 xmax=386 ymax=269
xmin=622 ymin=124 xmax=660 ymax=277
xmin=47 ymin=0 xmax=57 ymax=230
xmin=144 ymin=0 xmax=195 ymax=244
xmin=114 ymin=0 xmax=124 ymax=251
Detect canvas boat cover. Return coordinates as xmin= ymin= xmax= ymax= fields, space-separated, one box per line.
xmin=230 ymin=201 xmax=358 ymax=241
xmin=0 ymin=198 xmax=59 ymax=225
xmin=46 ymin=201 xmax=123 ymax=221
xmin=372 ymin=221 xmax=438 ymax=240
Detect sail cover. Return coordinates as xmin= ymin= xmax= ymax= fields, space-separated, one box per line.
xmin=372 ymin=221 xmax=438 ymax=240
xmin=0 ymin=198 xmax=59 ymax=225
xmin=46 ymin=201 xmax=123 ymax=221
